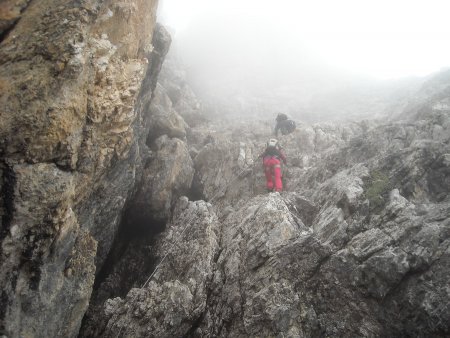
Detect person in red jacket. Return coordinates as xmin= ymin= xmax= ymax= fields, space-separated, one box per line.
xmin=261 ymin=138 xmax=287 ymax=192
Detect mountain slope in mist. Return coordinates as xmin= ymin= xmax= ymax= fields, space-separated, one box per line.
xmin=90 ymin=40 xmax=450 ymax=337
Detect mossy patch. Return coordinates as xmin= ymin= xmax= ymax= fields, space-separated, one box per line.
xmin=364 ymin=170 xmax=391 ymax=212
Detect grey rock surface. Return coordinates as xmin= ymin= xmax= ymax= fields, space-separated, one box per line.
xmin=133 ymin=135 xmax=194 ymax=223
xmin=102 ymin=198 xmax=220 ymax=337
xmin=103 ymin=186 xmax=448 ymax=336
xmin=79 ymin=22 xmax=198 ymax=338
xmin=159 ymin=50 xmax=205 ymax=127
xmin=95 ymin=91 xmax=449 ymax=336
xmin=147 ymin=84 xmax=188 ymax=143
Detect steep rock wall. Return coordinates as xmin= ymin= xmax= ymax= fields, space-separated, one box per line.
xmin=78 ymin=23 xmax=199 ymax=338
xmin=0 ymin=0 xmax=160 ymax=336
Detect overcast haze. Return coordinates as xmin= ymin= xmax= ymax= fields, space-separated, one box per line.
xmin=157 ymin=0 xmax=450 ymax=121
xmin=158 ymin=0 xmax=450 ymax=79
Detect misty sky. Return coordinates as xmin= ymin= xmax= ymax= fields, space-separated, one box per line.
xmin=158 ymin=0 xmax=450 ymax=79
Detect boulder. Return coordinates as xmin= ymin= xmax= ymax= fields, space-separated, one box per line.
xmin=147 ymin=84 xmax=188 ymax=143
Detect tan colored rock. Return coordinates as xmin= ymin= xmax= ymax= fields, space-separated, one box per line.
xmin=0 ymin=0 xmax=31 ymax=35
xmin=0 ymin=0 xmax=160 ymax=336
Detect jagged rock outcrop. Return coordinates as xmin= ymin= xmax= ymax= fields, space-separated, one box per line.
xmin=91 ymin=78 xmax=449 ymax=336
xmin=98 ymin=185 xmax=448 ymax=336
xmin=102 ymin=197 xmax=220 ymax=337
xmin=146 ymin=84 xmax=188 ymax=144
xmin=159 ymin=49 xmax=205 ymax=127
xmin=0 ymin=0 xmax=168 ymax=336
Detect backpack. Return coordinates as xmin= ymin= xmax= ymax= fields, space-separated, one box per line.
xmin=280 ymin=120 xmax=296 ymax=135
xmin=276 ymin=113 xmax=288 ymax=122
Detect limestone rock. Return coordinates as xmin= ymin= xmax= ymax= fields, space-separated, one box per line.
xmin=1 ymin=2 xmax=449 ymax=336
xmin=101 ymin=180 xmax=449 ymax=337
xmin=0 ymin=0 xmax=32 ymax=36
xmin=159 ymin=50 xmax=205 ymax=127
xmin=147 ymin=84 xmax=188 ymax=143
xmin=0 ymin=0 xmax=160 ymax=336
xmin=0 ymin=163 xmax=97 ymax=337
xmin=133 ymin=135 xmax=194 ymax=223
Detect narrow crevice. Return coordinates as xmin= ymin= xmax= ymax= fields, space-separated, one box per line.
xmin=186 ymin=239 xmax=226 ymax=338
xmin=0 ymin=163 xmax=16 ymax=245
xmin=185 ymin=292 xmax=211 ymax=338
xmin=0 ymin=19 xmax=19 ymax=45
xmin=305 ymin=252 xmax=332 ymax=283
xmin=380 ymin=263 xmax=435 ymax=306
xmin=187 ymin=171 xmax=206 ymax=201
xmin=376 ymin=265 xmax=447 ymax=337
xmin=78 ymin=201 xmax=167 ymax=338
xmin=0 ymin=163 xmax=16 ymax=333
xmin=92 ymin=205 xmax=166 ymax=292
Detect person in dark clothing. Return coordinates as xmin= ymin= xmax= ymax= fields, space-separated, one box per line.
xmin=260 ymin=138 xmax=287 ymax=192
xmin=276 ymin=113 xmax=288 ymax=123
xmin=274 ymin=113 xmax=296 ymax=136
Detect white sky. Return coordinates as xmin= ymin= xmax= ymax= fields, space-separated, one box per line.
xmin=158 ymin=0 xmax=450 ymax=79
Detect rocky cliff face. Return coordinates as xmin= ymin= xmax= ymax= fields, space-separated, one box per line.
xmin=0 ymin=0 xmax=162 ymax=337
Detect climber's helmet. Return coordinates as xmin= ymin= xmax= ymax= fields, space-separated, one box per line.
xmin=267 ymin=138 xmax=278 ymax=148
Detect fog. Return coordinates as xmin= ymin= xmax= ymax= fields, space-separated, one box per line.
xmin=158 ymin=0 xmax=450 ymax=121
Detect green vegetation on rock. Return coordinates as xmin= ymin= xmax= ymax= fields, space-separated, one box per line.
xmin=364 ymin=170 xmax=391 ymax=211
